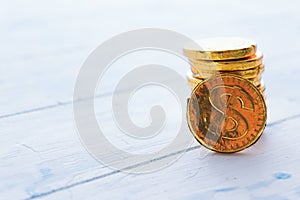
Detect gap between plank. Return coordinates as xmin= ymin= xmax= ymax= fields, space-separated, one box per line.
xmin=25 ymin=113 xmax=300 ymax=200
xmin=0 ymin=90 xmax=128 ymax=120
xmin=26 ymin=145 xmax=201 ymax=200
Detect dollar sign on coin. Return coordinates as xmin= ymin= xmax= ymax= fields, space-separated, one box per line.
xmin=187 ymin=75 xmax=267 ymax=153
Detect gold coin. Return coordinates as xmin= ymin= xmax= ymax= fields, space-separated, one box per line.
xmin=183 ymin=37 xmax=257 ymax=60
xmin=258 ymin=85 xmax=266 ymax=99
xmin=260 ymin=89 xmax=266 ymax=99
xmin=189 ymin=51 xmax=263 ymax=71
xmin=187 ymin=75 xmax=267 ymax=153
xmin=248 ymin=77 xmax=262 ymax=86
xmin=187 ymin=70 xmax=262 ymax=89
xmin=257 ymin=80 xmax=265 ymax=88
xmin=191 ymin=64 xmax=264 ymax=79
xmin=254 ymin=80 xmax=265 ymax=99
xmin=187 ymin=71 xmax=203 ymax=89
xmin=257 ymin=81 xmax=266 ymax=93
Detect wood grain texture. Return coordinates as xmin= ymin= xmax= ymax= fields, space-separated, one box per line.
xmin=1 ymin=0 xmax=300 ymax=199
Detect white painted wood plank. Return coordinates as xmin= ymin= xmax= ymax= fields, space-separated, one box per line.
xmin=0 ymin=92 xmax=193 ymax=199
xmin=22 ymin=117 xmax=300 ymax=200
xmin=1 ymin=84 xmax=300 ymax=200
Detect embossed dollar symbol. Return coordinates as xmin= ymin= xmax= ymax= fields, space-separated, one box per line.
xmin=187 ymin=75 xmax=267 ymax=153
xmin=209 ymin=86 xmax=254 ymax=140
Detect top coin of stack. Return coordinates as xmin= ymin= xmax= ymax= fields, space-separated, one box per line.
xmin=183 ymin=37 xmax=265 ymax=96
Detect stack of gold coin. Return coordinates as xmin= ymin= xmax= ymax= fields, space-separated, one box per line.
xmin=183 ymin=37 xmax=266 ymax=97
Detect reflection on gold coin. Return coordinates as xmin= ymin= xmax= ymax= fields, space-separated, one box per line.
xmin=183 ymin=37 xmax=257 ymax=60
xmin=190 ymin=51 xmax=263 ymax=71
xmin=187 ymin=75 xmax=267 ymax=153
xmin=186 ymin=70 xmax=262 ymax=89
xmin=191 ymin=64 xmax=264 ymax=79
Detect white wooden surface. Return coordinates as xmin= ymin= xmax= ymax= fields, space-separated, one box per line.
xmin=1 ymin=0 xmax=300 ymax=199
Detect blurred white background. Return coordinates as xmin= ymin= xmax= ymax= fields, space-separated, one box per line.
xmin=1 ymin=0 xmax=300 ymax=120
